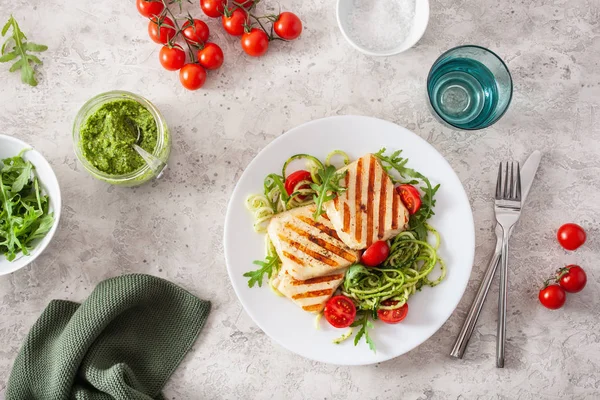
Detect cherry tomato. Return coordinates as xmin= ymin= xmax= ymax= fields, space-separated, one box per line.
xmin=558 ymin=265 xmax=587 ymax=293
xmin=179 ymin=63 xmax=207 ymax=90
xmin=557 ymin=223 xmax=586 ymax=251
xmin=274 ymin=12 xmax=303 ymax=40
xmin=241 ymin=28 xmax=269 ymax=57
xmin=361 ymin=240 xmax=390 ymax=267
xmin=200 ymin=0 xmax=226 ymax=18
xmin=396 ymin=184 xmax=422 ymax=215
xmin=136 ymin=0 xmax=164 ymax=18
xmin=239 ymin=0 xmax=255 ymax=8
xmin=377 ymin=300 xmax=408 ymax=324
xmin=539 ymin=284 xmax=566 ymax=310
xmin=198 ymin=43 xmax=224 ymax=70
xmin=284 ymin=170 xmax=312 ymax=199
xmin=148 ymin=16 xmax=176 ymax=45
xmin=182 ymin=19 xmax=210 ymax=45
xmin=222 ymin=7 xmax=248 ymax=36
xmin=158 ymin=45 xmax=186 ymax=71
xmin=324 ymin=295 xmax=356 ymax=328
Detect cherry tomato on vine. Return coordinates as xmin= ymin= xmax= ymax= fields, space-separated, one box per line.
xmin=557 ymin=223 xmax=586 ymax=251
xmin=198 ymin=43 xmax=224 ymax=70
xmin=148 ymin=16 xmax=176 ymax=44
xmin=222 ymin=7 xmax=248 ymax=36
xmin=158 ymin=45 xmax=186 ymax=71
xmin=324 ymin=295 xmax=356 ymax=328
xmin=361 ymin=241 xmax=390 ymax=267
xmin=200 ymin=0 xmax=226 ymax=18
xmin=238 ymin=0 xmax=255 ymax=9
xmin=558 ymin=265 xmax=587 ymax=293
xmin=284 ymin=170 xmax=312 ymax=199
xmin=179 ymin=63 xmax=207 ymax=90
xmin=182 ymin=19 xmax=210 ymax=45
xmin=538 ymin=284 xmax=566 ymax=310
xmin=136 ymin=0 xmax=164 ymax=18
xmin=241 ymin=28 xmax=269 ymax=57
xmin=396 ymin=184 xmax=422 ymax=215
xmin=274 ymin=12 xmax=302 ymax=40
xmin=377 ymin=300 xmax=408 ymax=324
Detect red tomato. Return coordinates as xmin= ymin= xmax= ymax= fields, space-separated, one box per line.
xmin=136 ymin=0 xmax=164 ymax=18
xmin=361 ymin=240 xmax=390 ymax=267
xmin=198 ymin=42 xmax=224 ymax=70
xmin=182 ymin=19 xmax=210 ymax=45
xmin=558 ymin=265 xmax=587 ymax=293
xmin=284 ymin=170 xmax=312 ymax=199
xmin=324 ymin=295 xmax=356 ymax=328
xmin=538 ymin=284 xmax=566 ymax=310
xmin=222 ymin=8 xmax=248 ymax=36
xmin=179 ymin=63 xmax=207 ymax=90
xmin=200 ymin=0 xmax=226 ymax=18
xmin=159 ymin=45 xmax=186 ymax=71
xmin=396 ymin=184 xmax=422 ymax=215
xmin=274 ymin=12 xmax=303 ymax=40
xmin=148 ymin=16 xmax=176 ymax=44
xmin=377 ymin=300 xmax=408 ymax=324
xmin=241 ymin=28 xmax=269 ymax=57
xmin=238 ymin=0 xmax=255 ymax=8
xmin=557 ymin=223 xmax=586 ymax=251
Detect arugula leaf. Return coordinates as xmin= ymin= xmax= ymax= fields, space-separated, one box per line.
xmin=243 ymin=252 xmax=281 ymax=288
xmin=374 ymin=148 xmax=440 ymax=240
xmin=0 ymin=15 xmax=48 ymax=86
xmin=310 ymin=165 xmax=347 ymax=220
xmin=351 ymin=312 xmax=376 ymax=352
xmin=0 ymin=151 xmax=54 ymax=261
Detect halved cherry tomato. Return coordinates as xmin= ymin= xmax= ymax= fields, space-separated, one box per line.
xmin=200 ymin=0 xmax=226 ymax=18
xmin=324 ymin=295 xmax=356 ymax=328
xmin=241 ymin=28 xmax=269 ymax=57
xmin=377 ymin=300 xmax=408 ymax=324
xmin=396 ymin=184 xmax=422 ymax=215
xmin=222 ymin=7 xmax=248 ymax=36
xmin=557 ymin=223 xmax=586 ymax=251
xmin=558 ymin=265 xmax=587 ymax=293
xmin=274 ymin=12 xmax=302 ymax=40
xmin=198 ymin=42 xmax=224 ymax=70
xmin=182 ymin=19 xmax=210 ymax=45
xmin=539 ymin=284 xmax=566 ymax=310
xmin=284 ymin=170 xmax=312 ymax=199
xmin=136 ymin=0 xmax=164 ymax=18
xmin=159 ymin=45 xmax=186 ymax=71
xmin=148 ymin=16 xmax=176 ymax=45
xmin=361 ymin=240 xmax=390 ymax=267
xmin=179 ymin=63 xmax=207 ymax=90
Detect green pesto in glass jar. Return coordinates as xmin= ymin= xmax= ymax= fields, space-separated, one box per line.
xmin=79 ymin=99 xmax=157 ymax=175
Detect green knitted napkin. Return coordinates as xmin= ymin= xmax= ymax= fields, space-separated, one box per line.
xmin=6 ymin=274 xmax=211 ymax=400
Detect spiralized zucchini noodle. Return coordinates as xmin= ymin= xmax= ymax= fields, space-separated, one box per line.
xmin=341 ymin=225 xmax=446 ymax=311
xmin=245 ymin=151 xmax=350 ymax=232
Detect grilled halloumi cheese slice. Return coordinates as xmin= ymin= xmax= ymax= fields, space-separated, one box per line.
xmin=271 ymin=270 xmax=346 ymax=313
xmin=324 ymin=154 xmax=409 ymax=250
xmin=267 ymin=204 xmax=360 ymax=281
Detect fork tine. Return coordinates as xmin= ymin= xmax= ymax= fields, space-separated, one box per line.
xmin=496 ymin=163 xmax=503 ymax=199
xmin=503 ymin=162 xmax=509 ymax=199
xmin=509 ymin=162 xmax=515 ymax=199
xmin=515 ymin=162 xmax=521 ymax=201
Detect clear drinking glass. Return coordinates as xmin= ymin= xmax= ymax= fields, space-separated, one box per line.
xmin=427 ymin=45 xmax=513 ymax=130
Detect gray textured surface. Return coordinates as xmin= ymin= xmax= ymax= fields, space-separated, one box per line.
xmin=1 ymin=0 xmax=599 ymax=398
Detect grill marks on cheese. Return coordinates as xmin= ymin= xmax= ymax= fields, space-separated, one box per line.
xmin=324 ymin=154 xmax=409 ymax=250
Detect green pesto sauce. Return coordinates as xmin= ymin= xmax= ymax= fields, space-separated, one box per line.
xmin=80 ymin=99 xmax=158 ymax=175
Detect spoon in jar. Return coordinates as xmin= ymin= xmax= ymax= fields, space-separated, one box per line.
xmin=125 ymin=117 xmax=167 ymax=179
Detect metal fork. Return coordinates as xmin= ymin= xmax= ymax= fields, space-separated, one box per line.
xmin=495 ymin=162 xmax=522 ymax=368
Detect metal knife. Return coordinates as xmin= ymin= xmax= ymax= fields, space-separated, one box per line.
xmin=450 ymin=150 xmax=542 ymax=359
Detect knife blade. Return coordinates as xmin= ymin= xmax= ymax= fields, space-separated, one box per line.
xmin=450 ymin=150 xmax=542 ymax=359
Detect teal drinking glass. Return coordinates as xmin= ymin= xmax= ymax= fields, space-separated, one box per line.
xmin=427 ymin=45 xmax=513 ymax=130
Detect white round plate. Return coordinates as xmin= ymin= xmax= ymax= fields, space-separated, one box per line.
xmin=224 ymin=116 xmax=474 ymax=365
xmin=0 ymin=135 xmax=62 ymax=275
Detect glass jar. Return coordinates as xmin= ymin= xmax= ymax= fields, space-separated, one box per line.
xmin=72 ymin=90 xmax=171 ymax=186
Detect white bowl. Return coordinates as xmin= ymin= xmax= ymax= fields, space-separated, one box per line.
xmin=336 ymin=0 xmax=430 ymax=56
xmin=0 ymin=135 xmax=62 ymax=275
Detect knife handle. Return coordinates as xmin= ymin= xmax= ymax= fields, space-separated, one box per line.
xmin=450 ymin=234 xmax=502 ymax=359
